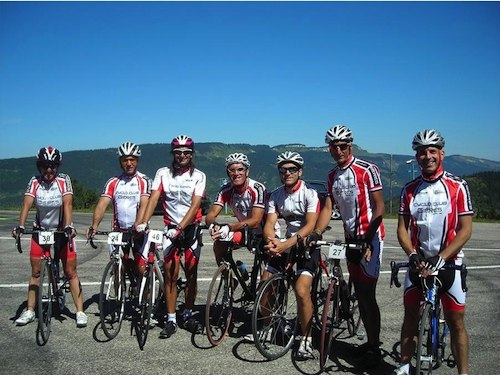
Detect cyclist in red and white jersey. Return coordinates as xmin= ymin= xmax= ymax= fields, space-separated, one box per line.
xmin=313 ymin=125 xmax=385 ymax=368
xmin=394 ymin=129 xmax=473 ymax=375
xmin=12 ymin=147 xmax=87 ymax=328
xmin=263 ymin=151 xmax=320 ymax=360
xmin=205 ymin=153 xmax=269 ymax=263
xmin=86 ymin=142 xmax=151 ymax=275
xmin=136 ymin=135 xmax=206 ymax=338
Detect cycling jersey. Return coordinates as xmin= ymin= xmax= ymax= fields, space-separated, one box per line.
xmin=25 ymin=174 xmax=73 ymax=230
xmin=213 ymin=177 xmax=267 ymax=234
xmin=152 ymin=166 xmax=206 ymax=226
xmin=101 ymin=172 xmax=151 ymax=230
xmin=326 ymin=155 xmax=385 ymax=241
xmin=399 ymin=170 xmax=474 ymax=260
xmin=267 ymin=180 xmax=320 ymax=238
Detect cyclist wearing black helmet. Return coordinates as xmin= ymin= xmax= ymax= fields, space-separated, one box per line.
xmin=12 ymin=146 xmax=87 ymax=328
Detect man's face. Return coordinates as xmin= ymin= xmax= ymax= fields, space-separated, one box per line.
xmin=120 ymin=156 xmax=138 ymax=176
xmin=416 ymin=146 xmax=444 ymax=177
xmin=328 ymin=142 xmax=352 ymax=165
xmin=278 ymin=163 xmax=302 ymax=188
xmin=173 ymin=148 xmax=193 ymax=168
xmin=226 ymin=163 xmax=249 ymax=187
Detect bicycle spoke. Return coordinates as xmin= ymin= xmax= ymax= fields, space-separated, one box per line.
xmin=36 ymin=260 xmax=52 ymax=346
xmin=99 ymin=260 xmax=126 ymax=340
xmin=205 ymin=265 xmax=233 ymax=346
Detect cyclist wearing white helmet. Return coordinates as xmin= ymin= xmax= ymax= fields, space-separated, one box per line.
xmin=86 ymin=142 xmax=151 ymax=278
xmin=314 ymin=124 xmax=385 ymax=368
xmin=12 ymin=147 xmax=88 ymax=328
xmin=136 ymin=135 xmax=207 ymax=338
xmin=262 ymin=151 xmax=320 ymax=360
xmin=394 ymin=130 xmax=473 ymax=375
xmin=206 ymin=152 xmax=270 ymax=267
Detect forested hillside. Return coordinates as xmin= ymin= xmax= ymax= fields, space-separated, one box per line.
xmin=1 ymin=143 xmax=499 ymax=219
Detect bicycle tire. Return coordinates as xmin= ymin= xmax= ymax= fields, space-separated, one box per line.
xmin=320 ymin=279 xmax=339 ymax=369
xmin=251 ymin=273 xmax=298 ymax=360
xmin=205 ymin=264 xmax=233 ymax=346
xmin=435 ymin=304 xmax=447 ymax=369
xmin=136 ymin=268 xmax=154 ymax=350
xmin=416 ymin=303 xmax=433 ymax=375
xmin=312 ymin=264 xmax=327 ymax=330
xmin=36 ymin=259 xmax=52 ymax=346
xmin=99 ymin=259 xmax=126 ymax=340
xmin=346 ymin=279 xmax=362 ymax=336
xmin=55 ymin=260 xmax=67 ymax=313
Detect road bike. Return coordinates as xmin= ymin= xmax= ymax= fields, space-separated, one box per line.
xmin=89 ymin=229 xmax=138 ymax=341
xmin=250 ymin=241 xmax=327 ymax=360
xmin=318 ymin=240 xmax=362 ymax=369
xmin=205 ymin=225 xmax=266 ymax=346
xmin=391 ymin=261 xmax=467 ymax=375
xmin=16 ymin=229 xmax=71 ymax=346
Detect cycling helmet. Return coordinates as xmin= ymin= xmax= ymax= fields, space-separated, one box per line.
xmin=117 ymin=142 xmax=141 ymax=158
xmin=225 ymin=153 xmax=250 ymax=167
xmin=171 ymin=135 xmax=195 ymax=151
xmin=412 ymin=129 xmax=445 ymax=150
xmin=325 ymin=125 xmax=354 ymax=144
xmin=276 ymin=151 xmax=304 ymax=167
xmin=36 ymin=146 xmax=62 ymax=165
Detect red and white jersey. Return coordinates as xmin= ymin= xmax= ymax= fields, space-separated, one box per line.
xmin=152 ymin=166 xmax=206 ymax=226
xmin=326 ymin=155 xmax=385 ymax=240
xmin=399 ymin=171 xmax=474 ymax=259
xmin=214 ymin=178 xmax=267 ymax=232
xmin=101 ymin=171 xmax=151 ymax=230
xmin=25 ymin=174 xmax=73 ymax=230
xmin=267 ymin=180 xmax=320 ymax=238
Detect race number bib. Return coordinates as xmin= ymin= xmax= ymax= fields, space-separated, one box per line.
xmin=328 ymin=242 xmax=346 ymax=260
xmin=107 ymin=232 xmax=123 ymax=245
xmin=39 ymin=231 xmax=55 ymax=245
xmin=148 ymin=230 xmax=163 ymax=244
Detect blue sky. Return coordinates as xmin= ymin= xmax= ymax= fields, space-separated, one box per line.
xmin=1 ymin=2 xmax=499 ymax=161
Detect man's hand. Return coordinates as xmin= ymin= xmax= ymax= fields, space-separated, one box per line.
xmin=136 ymin=222 xmax=148 ymax=233
xmin=306 ymin=231 xmax=322 ymax=247
xmin=12 ymin=226 xmax=25 ymax=238
xmin=165 ymin=226 xmax=182 ymax=239
xmin=424 ymin=255 xmax=446 ymax=273
xmin=361 ymin=239 xmax=373 ymax=262
xmin=86 ymin=226 xmax=95 ymax=240
xmin=64 ymin=225 xmax=77 ymax=238
xmin=408 ymin=251 xmax=425 ymax=271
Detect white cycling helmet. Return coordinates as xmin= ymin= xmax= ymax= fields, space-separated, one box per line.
xmin=276 ymin=151 xmax=304 ymax=167
xmin=117 ymin=142 xmax=141 ymax=158
xmin=225 ymin=153 xmax=250 ymax=167
xmin=171 ymin=135 xmax=195 ymax=151
xmin=325 ymin=125 xmax=353 ymax=144
xmin=412 ymin=129 xmax=445 ymax=150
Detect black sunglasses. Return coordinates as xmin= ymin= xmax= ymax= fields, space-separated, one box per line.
xmin=227 ymin=167 xmax=247 ymax=174
xmin=40 ymin=162 xmax=58 ymax=169
xmin=329 ymin=143 xmax=350 ymax=151
xmin=174 ymin=150 xmax=193 ymax=156
xmin=278 ymin=166 xmax=300 ymax=174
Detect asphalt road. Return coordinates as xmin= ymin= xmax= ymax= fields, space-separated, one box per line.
xmin=0 ymin=211 xmax=498 ymax=375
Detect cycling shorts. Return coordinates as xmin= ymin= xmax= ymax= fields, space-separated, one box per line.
xmin=265 ymin=247 xmax=320 ymax=278
xmin=347 ymin=238 xmax=383 ymax=282
xmin=30 ymin=232 xmax=77 ymax=261
xmin=403 ymin=261 xmax=466 ymax=312
xmin=163 ymin=224 xmax=202 ymax=267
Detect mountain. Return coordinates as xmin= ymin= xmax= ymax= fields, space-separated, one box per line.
xmin=1 ymin=142 xmax=499 ymax=211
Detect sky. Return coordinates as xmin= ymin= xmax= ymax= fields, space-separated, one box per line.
xmin=1 ymin=1 xmax=499 ymax=161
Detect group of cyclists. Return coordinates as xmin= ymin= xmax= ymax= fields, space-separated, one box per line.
xmin=12 ymin=125 xmax=472 ymax=375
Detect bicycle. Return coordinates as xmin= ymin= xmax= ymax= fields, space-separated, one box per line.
xmin=317 ymin=240 xmax=362 ymax=369
xmin=16 ymin=229 xmax=71 ymax=346
xmin=89 ymin=229 xmax=138 ymax=341
xmin=250 ymin=241 xmax=326 ymax=360
xmin=205 ymin=225 xmax=266 ymax=346
xmin=390 ymin=261 xmax=467 ymax=375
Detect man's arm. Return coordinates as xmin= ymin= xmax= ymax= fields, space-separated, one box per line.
xmin=314 ymin=195 xmax=333 ymax=235
xmin=440 ymin=215 xmax=473 ymax=260
xmin=205 ymin=204 xmax=223 ymax=226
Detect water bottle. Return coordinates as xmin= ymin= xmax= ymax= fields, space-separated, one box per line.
xmin=236 ymin=260 xmax=249 ymax=281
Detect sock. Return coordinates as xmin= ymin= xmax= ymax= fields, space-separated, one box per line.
xmin=398 ymin=363 xmax=410 ymax=373
xmin=167 ymin=313 xmax=176 ymax=324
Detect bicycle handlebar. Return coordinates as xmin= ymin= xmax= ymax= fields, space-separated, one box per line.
xmin=390 ymin=260 xmax=464 ymax=289
xmin=15 ymin=230 xmax=69 ymax=254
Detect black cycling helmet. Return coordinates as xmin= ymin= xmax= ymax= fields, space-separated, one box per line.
xmin=36 ymin=146 xmax=62 ymax=165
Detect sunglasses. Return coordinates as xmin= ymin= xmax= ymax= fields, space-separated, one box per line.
xmin=278 ymin=166 xmax=300 ymax=175
xmin=329 ymin=143 xmax=350 ymax=151
xmin=227 ymin=167 xmax=247 ymax=174
xmin=174 ymin=150 xmax=193 ymax=156
xmin=40 ymin=162 xmax=58 ymax=169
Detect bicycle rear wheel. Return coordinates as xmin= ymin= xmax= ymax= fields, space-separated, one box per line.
xmin=346 ymin=279 xmax=362 ymax=336
xmin=205 ymin=264 xmax=233 ymax=346
xmin=416 ymin=303 xmax=434 ymax=375
xmin=251 ymin=273 xmax=298 ymax=360
xmin=136 ymin=268 xmax=155 ymax=350
xmin=320 ymin=280 xmax=339 ymax=369
xmin=36 ymin=259 xmax=52 ymax=346
xmin=99 ymin=259 xmax=126 ymax=340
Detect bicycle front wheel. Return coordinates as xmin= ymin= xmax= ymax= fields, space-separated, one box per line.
xmin=251 ymin=273 xmax=298 ymax=360
xmin=205 ymin=264 xmax=233 ymax=346
xmin=320 ymin=280 xmax=339 ymax=369
xmin=136 ymin=268 xmax=155 ymax=350
xmin=346 ymin=279 xmax=362 ymax=336
xmin=36 ymin=259 xmax=52 ymax=346
xmin=99 ymin=259 xmax=126 ymax=340
xmin=416 ymin=303 xmax=434 ymax=375
xmin=312 ymin=264 xmax=326 ymax=330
